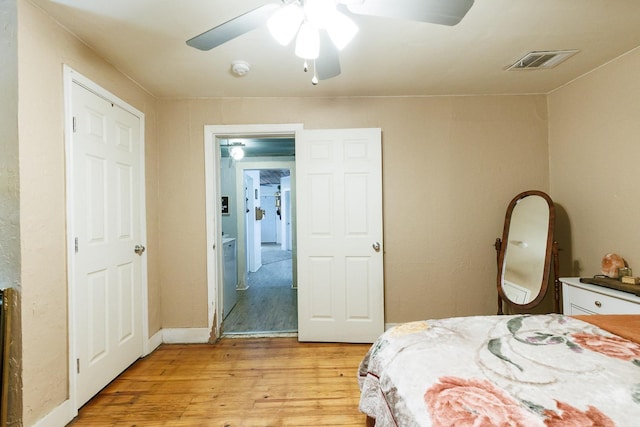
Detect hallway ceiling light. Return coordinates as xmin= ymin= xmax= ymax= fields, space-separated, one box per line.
xmin=230 ymin=146 xmax=245 ymax=160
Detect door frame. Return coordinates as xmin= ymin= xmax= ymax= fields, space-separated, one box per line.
xmin=204 ymin=124 xmax=302 ymax=339
xmin=63 ymin=66 xmax=150 ymax=413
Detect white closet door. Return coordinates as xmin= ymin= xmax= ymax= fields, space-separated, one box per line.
xmin=71 ymin=81 xmax=144 ymax=407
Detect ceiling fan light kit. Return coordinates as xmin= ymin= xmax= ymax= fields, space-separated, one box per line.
xmin=187 ymin=0 xmax=475 ymax=85
xmin=271 ymin=1 xmax=359 ymax=61
xmin=267 ymin=3 xmax=304 ymax=46
xmin=295 ymin=21 xmax=321 ymax=59
xmin=305 ymin=0 xmax=338 ymax=28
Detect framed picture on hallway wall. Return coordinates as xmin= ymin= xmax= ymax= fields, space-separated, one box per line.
xmin=221 ymin=196 xmax=230 ymax=215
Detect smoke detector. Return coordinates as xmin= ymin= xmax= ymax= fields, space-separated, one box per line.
xmin=230 ymin=60 xmax=250 ymax=77
xmin=506 ymin=50 xmax=579 ymax=70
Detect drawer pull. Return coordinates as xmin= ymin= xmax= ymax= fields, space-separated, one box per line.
xmin=594 ymin=301 xmax=602 ymax=308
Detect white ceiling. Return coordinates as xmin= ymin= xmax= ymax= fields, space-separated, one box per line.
xmin=29 ymin=0 xmax=640 ymax=98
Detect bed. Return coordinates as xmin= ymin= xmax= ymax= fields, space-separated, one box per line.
xmin=358 ymin=314 xmax=640 ymax=426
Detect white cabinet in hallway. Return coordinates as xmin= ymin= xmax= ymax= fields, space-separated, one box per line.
xmin=223 ymin=238 xmax=238 ymax=319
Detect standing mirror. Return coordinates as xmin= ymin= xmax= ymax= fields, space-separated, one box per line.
xmin=496 ymin=190 xmax=559 ymax=314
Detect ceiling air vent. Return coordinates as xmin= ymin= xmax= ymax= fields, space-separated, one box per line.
xmin=506 ymin=50 xmax=579 ymax=70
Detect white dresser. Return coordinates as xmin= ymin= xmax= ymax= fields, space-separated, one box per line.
xmin=561 ymin=277 xmax=640 ymax=315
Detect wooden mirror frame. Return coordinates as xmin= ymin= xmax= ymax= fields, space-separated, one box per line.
xmin=496 ymin=190 xmax=559 ymax=314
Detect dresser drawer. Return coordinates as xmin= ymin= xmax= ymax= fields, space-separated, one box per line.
xmin=562 ymin=279 xmax=640 ymax=315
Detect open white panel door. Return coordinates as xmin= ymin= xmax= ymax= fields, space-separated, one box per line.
xmin=296 ymin=128 xmax=384 ymax=343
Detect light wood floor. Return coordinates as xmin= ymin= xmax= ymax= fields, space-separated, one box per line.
xmin=68 ymin=338 xmax=371 ymax=426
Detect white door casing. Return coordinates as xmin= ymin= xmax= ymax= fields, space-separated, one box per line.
xmin=204 ymin=124 xmax=302 ymax=340
xmin=66 ymin=68 xmax=146 ymax=409
xmin=296 ymin=128 xmax=384 ymax=343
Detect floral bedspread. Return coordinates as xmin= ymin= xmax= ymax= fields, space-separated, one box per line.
xmin=358 ymin=314 xmax=640 ymax=426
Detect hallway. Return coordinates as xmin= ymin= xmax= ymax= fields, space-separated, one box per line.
xmin=223 ymin=243 xmax=297 ymax=334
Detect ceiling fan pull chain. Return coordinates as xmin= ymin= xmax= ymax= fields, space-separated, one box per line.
xmin=303 ymin=60 xmax=309 ymax=72
xmin=312 ymin=59 xmax=319 ymax=85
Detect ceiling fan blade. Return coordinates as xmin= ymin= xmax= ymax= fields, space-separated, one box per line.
xmin=186 ymin=3 xmax=280 ymax=51
xmin=346 ymin=0 xmax=474 ymax=26
xmin=316 ymin=31 xmax=341 ymax=80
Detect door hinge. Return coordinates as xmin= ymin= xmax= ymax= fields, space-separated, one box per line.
xmin=77 ymin=358 xmax=80 ymax=374
xmin=72 ymin=116 xmax=77 ymax=133
xmin=74 ymin=237 xmax=78 ymax=254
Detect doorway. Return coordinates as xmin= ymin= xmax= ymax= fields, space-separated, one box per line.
xmin=223 ymin=167 xmax=296 ymax=334
xmin=203 ymin=124 xmax=302 ymax=339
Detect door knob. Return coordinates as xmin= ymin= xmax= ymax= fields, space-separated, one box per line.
xmin=372 ymin=242 xmax=381 ymax=252
xmin=134 ymin=244 xmax=146 ymax=255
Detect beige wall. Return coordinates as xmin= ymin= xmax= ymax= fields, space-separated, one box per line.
xmin=157 ymin=95 xmax=549 ymax=327
xmin=549 ymin=47 xmax=640 ymax=279
xmin=17 ymin=0 xmax=160 ymax=424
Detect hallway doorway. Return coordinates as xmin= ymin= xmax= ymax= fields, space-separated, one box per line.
xmin=217 ymin=138 xmax=297 ymax=336
xmin=204 ymin=124 xmax=302 ymax=340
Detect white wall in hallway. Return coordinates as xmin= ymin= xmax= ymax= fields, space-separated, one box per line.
xmin=280 ymin=176 xmax=291 ymax=251
xmin=260 ymin=184 xmax=280 ymax=244
xmin=244 ymin=171 xmax=261 ymax=273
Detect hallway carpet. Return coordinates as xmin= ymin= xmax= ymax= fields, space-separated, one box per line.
xmin=260 ymin=242 xmax=292 ymax=265
xmin=223 ymin=244 xmax=297 ymax=334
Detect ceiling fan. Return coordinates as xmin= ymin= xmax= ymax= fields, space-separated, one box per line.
xmin=187 ymin=0 xmax=475 ymax=84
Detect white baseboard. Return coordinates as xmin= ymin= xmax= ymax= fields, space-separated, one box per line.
xmin=32 ymin=398 xmax=75 ymax=427
xmin=162 ymin=327 xmax=211 ymax=343
xmin=385 ymin=323 xmax=401 ymax=331
xmin=35 ymin=328 xmax=208 ymax=426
